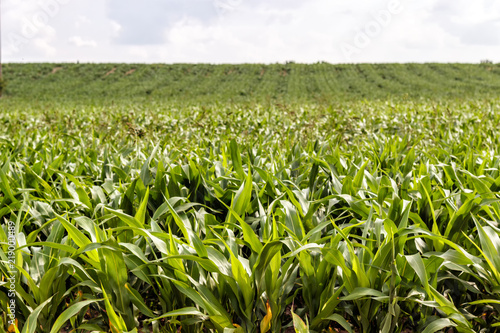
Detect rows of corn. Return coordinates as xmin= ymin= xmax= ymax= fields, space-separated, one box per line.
xmin=1 ymin=99 xmax=500 ymax=332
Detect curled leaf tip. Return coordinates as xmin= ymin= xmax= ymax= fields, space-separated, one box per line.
xmin=260 ymin=300 xmax=272 ymax=333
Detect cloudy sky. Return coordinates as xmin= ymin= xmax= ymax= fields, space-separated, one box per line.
xmin=3 ymin=0 xmax=500 ymax=63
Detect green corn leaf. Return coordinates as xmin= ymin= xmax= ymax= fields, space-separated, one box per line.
xmin=341 ymin=287 xmax=385 ymax=301
xmin=134 ymin=186 xmax=149 ymax=226
xmin=101 ymin=285 xmax=128 ymax=333
xmin=148 ymin=307 xmax=207 ymax=321
xmin=406 ymin=253 xmax=430 ymax=296
xmin=124 ymin=283 xmax=155 ymax=318
xmin=291 ymin=309 xmax=309 ymax=333
xmin=21 ymin=297 xmax=54 ymax=333
xmin=325 ymin=314 xmax=352 ymax=333
xmin=422 ymin=318 xmax=457 ymax=333
xmin=230 ymin=139 xmax=245 ymax=179
xmin=240 ymin=218 xmax=263 ymax=253
xmin=49 ymin=299 xmax=102 ymax=333
xmin=230 ymin=169 xmax=253 ymax=224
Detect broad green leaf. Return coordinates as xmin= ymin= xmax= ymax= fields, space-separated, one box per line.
xmin=325 ymin=314 xmax=352 ymax=333
xmin=422 ymin=318 xmax=457 ymax=333
xmin=49 ymin=299 xmax=102 ymax=333
xmin=291 ymin=309 xmax=309 ymax=333
xmin=134 ymin=186 xmax=149 ymax=226
xmin=406 ymin=253 xmax=430 ymax=296
xmin=341 ymin=287 xmax=385 ymax=301
xmin=21 ymin=297 xmax=54 ymax=333
xmin=149 ymin=307 xmax=206 ymax=321
xmin=230 ymin=139 xmax=245 ymax=179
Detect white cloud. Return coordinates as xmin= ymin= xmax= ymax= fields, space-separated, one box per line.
xmin=110 ymin=21 xmax=122 ymax=35
xmin=3 ymin=0 xmax=500 ymax=63
xmin=74 ymin=15 xmax=91 ymax=29
xmin=68 ymin=36 xmax=98 ymax=48
xmin=33 ymin=38 xmax=57 ymax=56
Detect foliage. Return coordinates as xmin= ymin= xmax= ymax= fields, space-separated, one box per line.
xmin=1 ymin=94 xmax=500 ymax=332
xmin=0 ymin=77 xmax=6 ymax=97
xmin=1 ymin=62 xmax=500 ymax=103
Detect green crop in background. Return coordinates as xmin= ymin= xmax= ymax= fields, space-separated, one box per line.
xmin=1 ymin=62 xmax=500 ymax=103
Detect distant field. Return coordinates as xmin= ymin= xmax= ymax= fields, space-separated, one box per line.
xmin=1 ymin=64 xmax=500 ymax=332
xmin=2 ymin=62 xmax=500 ymax=103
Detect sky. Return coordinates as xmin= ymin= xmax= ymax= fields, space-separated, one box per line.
xmin=2 ymin=0 xmax=500 ymax=63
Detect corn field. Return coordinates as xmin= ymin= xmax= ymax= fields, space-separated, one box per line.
xmin=1 ymin=99 xmax=500 ymax=332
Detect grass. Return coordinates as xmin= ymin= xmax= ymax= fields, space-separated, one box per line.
xmin=2 ymin=62 xmax=500 ymax=103
xmin=1 ymin=63 xmax=500 ymax=332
